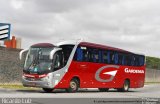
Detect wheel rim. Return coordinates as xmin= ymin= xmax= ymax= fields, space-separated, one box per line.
xmin=124 ymin=82 xmax=129 ymax=91
xmin=70 ymin=81 xmax=77 ymax=91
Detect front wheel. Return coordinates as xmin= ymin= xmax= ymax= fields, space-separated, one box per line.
xmin=42 ymin=88 xmax=54 ymax=93
xmin=66 ymin=79 xmax=79 ymax=93
xmin=117 ymin=80 xmax=130 ymax=92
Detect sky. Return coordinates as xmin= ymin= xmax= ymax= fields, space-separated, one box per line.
xmin=0 ymin=0 xmax=160 ymax=57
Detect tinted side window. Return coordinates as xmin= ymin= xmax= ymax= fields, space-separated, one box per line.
xmin=88 ymin=48 xmax=93 ymax=62
xmin=74 ymin=46 xmax=90 ymax=62
xmin=114 ymin=52 xmax=118 ymax=64
xmin=131 ymin=55 xmax=135 ymax=66
xmin=122 ymin=55 xmax=125 ymax=65
xmin=126 ymin=55 xmax=132 ymax=66
xmin=92 ymin=49 xmax=99 ymax=63
xmin=98 ymin=50 xmax=102 ymax=63
xmin=109 ymin=51 xmax=119 ymax=64
xmin=118 ymin=53 xmax=123 ymax=65
xmin=83 ymin=48 xmax=89 ymax=61
xmin=74 ymin=46 xmax=145 ymax=67
xmin=131 ymin=55 xmax=145 ymax=67
xmin=88 ymin=48 xmax=101 ymax=63
xmin=110 ymin=51 xmax=114 ymax=64
xmin=74 ymin=47 xmax=102 ymax=63
xmin=102 ymin=50 xmax=110 ymax=64
xmin=74 ymin=47 xmax=83 ymax=61
xmin=139 ymin=56 xmax=145 ymax=66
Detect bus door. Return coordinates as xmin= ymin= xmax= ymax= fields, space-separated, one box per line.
xmin=75 ymin=46 xmax=91 ymax=87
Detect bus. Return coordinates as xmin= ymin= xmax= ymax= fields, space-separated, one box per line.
xmin=20 ymin=40 xmax=145 ymax=93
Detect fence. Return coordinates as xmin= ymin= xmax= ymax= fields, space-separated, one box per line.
xmin=0 ymin=46 xmax=23 ymax=83
xmin=145 ymin=68 xmax=160 ymax=82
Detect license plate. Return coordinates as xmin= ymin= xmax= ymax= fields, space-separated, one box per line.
xmin=29 ymin=82 xmax=36 ymax=86
xmin=30 ymin=78 xmax=35 ymax=81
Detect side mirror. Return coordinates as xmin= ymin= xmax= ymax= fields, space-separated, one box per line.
xmin=49 ymin=48 xmax=62 ymax=60
xmin=19 ymin=49 xmax=28 ymax=60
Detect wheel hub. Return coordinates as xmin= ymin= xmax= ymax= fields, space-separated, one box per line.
xmin=70 ymin=82 xmax=77 ymax=90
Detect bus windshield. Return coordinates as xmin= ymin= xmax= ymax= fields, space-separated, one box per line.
xmin=24 ymin=47 xmax=53 ymax=74
xmin=24 ymin=45 xmax=74 ymax=74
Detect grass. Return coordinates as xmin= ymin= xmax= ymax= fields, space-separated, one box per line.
xmin=0 ymin=83 xmax=40 ymax=90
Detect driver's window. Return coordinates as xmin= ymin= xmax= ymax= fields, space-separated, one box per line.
xmin=52 ymin=51 xmax=64 ymax=71
xmin=54 ymin=54 xmax=60 ymax=68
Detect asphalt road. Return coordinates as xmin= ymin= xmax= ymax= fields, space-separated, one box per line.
xmin=0 ymin=84 xmax=160 ymax=98
xmin=0 ymin=84 xmax=160 ymax=104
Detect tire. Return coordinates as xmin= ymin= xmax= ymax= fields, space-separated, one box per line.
xmin=42 ymin=88 xmax=54 ymax=93
xmin=66 ymin=79 xmax=79 ymax=93
xmin=98 ymin=88 xmax=109 ymax=92
xmin=117 ymin=80 xmax=130 ymax=92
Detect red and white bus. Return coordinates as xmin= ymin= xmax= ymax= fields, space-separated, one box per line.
xmin=20 ymin=40 xmax=145 ymax=93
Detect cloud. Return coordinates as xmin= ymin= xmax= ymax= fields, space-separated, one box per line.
xmin=0 ymin=0 xmax=160 ymax=57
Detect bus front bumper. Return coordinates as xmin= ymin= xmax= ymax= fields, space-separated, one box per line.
xmin=22 ymin=77 xmax=54 ymax=88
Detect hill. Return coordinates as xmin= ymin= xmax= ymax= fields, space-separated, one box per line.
xmin=146 ymin=56 xmax=160 ymax=70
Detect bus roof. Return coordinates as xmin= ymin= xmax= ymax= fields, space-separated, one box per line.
xmin=79 ymin=42 xmax=131 ymax=54
xmin=56 ymin=40 xmax=78 ymax=46
xmin=31 ymin=43 xmax=55 ymax=48
xmin=57 ymin=40 xmax=144 ymax=56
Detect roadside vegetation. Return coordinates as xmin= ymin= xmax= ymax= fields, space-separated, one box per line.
xmin=0 ymin=83 xmax=40 ymax=90
xmin=146 ymin=56 xmax=160 ymax=70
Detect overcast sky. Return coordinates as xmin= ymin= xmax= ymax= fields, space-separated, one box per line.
xmin=0 ymin=0 xmax=160 ymax=57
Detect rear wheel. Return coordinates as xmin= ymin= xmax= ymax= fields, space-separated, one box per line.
xmin=66 ymin=79 xmax=79 ymax=93
xmin=42 ymin=88 xmax=54 ymax=93
xmin=117 ymin=80 xmax=130 ymax=92
xmin=98 ymin=88 xmax=109 ymax=92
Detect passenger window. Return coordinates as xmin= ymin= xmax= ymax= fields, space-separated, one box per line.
xmin=139 ymin=56 xmax=144 ymax=66
xmin=83 ymin=48 xmax=89 ymax=61
xmin=131 ymin=55 xmax=135 ymax=66
xmin=122 ymin=55 xmax=125 ymax=65
xmin=102 ymin=50 xmax=110 ymax=64
xmin=88 ymin=49 xmax=101 ymax=63
xmin=110 ymin=51 xmax=115 ymax=64
xmin=118 ymin=53 xmax=123 ymax=65
xmin=98 ymin=50 xmax=102 ymax=63
xmin=92 ymin=49 xmax=99 ymax=62
xmin=119 ymin=54 xmax=127 ymax=66
xmin=114 ymin=52 xmax=118 ymax=64
xmin=73 ymin=46 xmax=145 ymax=67
xmin=76 ymin=47 xmax=83 ymax=61
xmin=74 ymin=46 xmax=90 ymax=62
xmin=126 ymin=55 xmax=132 ymax=66
xmin=88 ymin=48 xmax=93 ymax=62
xmin=134 ymin=56 xmax=139 ymax=66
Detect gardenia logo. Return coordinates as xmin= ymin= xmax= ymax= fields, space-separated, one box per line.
xmin=125 ymin=68 xmax=144 ymax=74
